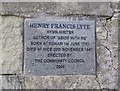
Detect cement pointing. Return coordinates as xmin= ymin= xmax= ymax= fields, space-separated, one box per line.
xmin=1 ymin=2 xmax=114 ymax=17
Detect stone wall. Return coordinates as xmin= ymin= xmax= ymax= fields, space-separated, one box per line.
xmin=0 ymin=2 xmax=119 ymax=89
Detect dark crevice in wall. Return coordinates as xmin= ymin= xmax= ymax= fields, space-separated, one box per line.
xmin=0 ymin=13 xmax=113 ymax=19
xmin=0 ymin=74 xmax=17 ymax=76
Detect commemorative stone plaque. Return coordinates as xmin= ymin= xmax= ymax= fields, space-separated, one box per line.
xmin=24 ymin=18 xmax=96 ymax=76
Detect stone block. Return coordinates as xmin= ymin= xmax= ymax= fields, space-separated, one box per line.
xmin=1 ymin=16 xmax=23 ymax=74
xmin=2 ymin=75 xmax=24 ymax=89
xmin=96 ymin=19 xmax=118 ymax=89
xmin=24 ymin=75 xmax=100 ymax=89
xmin=1 ymin=2 xmax=114 ymax=17
xmin=0 ymin=2 xmax=118 ymax=89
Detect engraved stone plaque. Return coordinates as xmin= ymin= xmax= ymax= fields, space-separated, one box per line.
xmin=24 ymin=18 xmax=96 ymax=76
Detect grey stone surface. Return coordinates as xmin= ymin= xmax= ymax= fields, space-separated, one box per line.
xmin=96 ymin=19 xmax=118 ymax=89
xmin=23 ymin=18 xmax=118 ymax=89
xmin=0 ymin=16 xmax=2 ymax=73
xmin=111 ymin=2 xmax=119 ymax=13
xmin=24 ymin=75 xmax=100 ymax=89
xmin=0 ymin=2 xmax=119 ymax=89
xmin=0 ymin=76 xmax=2 ymax=91
xmin=1 ymin=2 xmax=114 ymax=17
xmin=0 ymin=15 xmax=118 ymax=89
xmin=0 ymin=2 xmax=2 ymax=14
xmin=1 ymin=16 xmax=23 ymax=74
xmin=2 ymin=75 xmax=24 ymax=89
xmin=24 ymin=18 xmax=96 ymax=76
xmin=112 ymin=2 xmax=120 ymax=19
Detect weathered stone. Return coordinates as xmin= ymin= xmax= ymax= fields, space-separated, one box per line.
xmin=96 ymin=26 xmax=108 ymax=40
xmin=0 ymin=2 xmax=2 ymax=14
xmin=2 ymin=75 xmax=24 ymax=89
xmin=111 ymin=2 xmax=119 ymax=13
xmin=24 ymin=75 xmax=100 ymax=89
xmin=113 ymin=13 xmax=120 ymax=19
xmin=0 ymin=16 xmax=2 ymax=73
xmin=1 ymin=2 xmax=114 ymax=17
xmin=0 ymin=76 xmax=2 ymax=91
xmin=96 ymin=19 xmax=118 ymax=89
xmin=2 ymin=16 xmax=23 ymax=74
xmin=23 ymin=19 xmax=118 ymax=89
xmin=0 ymin=2 xmax=119 ymax=90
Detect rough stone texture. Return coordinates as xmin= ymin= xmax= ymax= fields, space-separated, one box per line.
xmin=0 ymin=76 xmax=2 ymax=90
xmin=96 ymin=19 xmax=118 ymax=89
xmin=25 ymin=75 xmax=100 ymax=89
xmin=1 ymin=16 xmax=23 ymax=74
xmin=112 ymin=2 xmax=119 ymax=19
xmin=0 ymin=12 xmax=2 ymax=91
xmin=0 ymin=2 xmax=2 ymax=14
xmin=0 ymin=16 xmax=2 ymax=73
xmin=23 ymin=17 xmax=118 ymax=89
xmin=1 ymin=2 xmax=114 ymax=17
xmin=111 ymin=2 xmax=119 ymax=13
xmin=0 ymin=2 xmax=119 ymax=90
xmin=2 ymin=75 xmax=24 ymax=89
